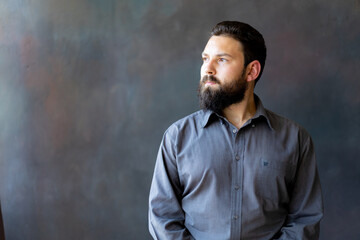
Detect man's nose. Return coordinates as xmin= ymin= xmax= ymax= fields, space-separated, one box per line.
xmin=203 ymin=61 xmax=216 ymax=75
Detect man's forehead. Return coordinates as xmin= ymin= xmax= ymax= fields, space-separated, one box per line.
xmin=203 ymin=35 xmax=243 ymax=55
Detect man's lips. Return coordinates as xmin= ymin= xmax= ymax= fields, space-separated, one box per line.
xmin=202 ymin=75 xmax=220 ymax=86
xmin=205 ymin=81 xmax=217 ymax=86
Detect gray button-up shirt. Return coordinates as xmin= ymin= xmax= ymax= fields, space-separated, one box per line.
xmin=149 ymin=96 xmax=323 ymax=240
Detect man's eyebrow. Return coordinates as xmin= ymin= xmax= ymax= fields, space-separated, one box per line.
xmin=201 ymin=52 xmax=233 ymax=58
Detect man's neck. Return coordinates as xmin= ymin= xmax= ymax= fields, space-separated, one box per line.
xmin=222 ymin=92 xmax=257 ymax=129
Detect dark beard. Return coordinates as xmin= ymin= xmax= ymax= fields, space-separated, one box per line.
xmin=198 ymin=72 xmax=248 ymax=114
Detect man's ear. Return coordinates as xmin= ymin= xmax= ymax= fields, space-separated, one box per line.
xmin=245 ymin=60 xmax=261 ymax=82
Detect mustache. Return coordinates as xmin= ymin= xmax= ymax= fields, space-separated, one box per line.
xmin=201 ymin=75 xmax=220 ymax=84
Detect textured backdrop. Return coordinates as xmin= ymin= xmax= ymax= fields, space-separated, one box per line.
xmin=0 ymin=0 xmax=359 ymax=239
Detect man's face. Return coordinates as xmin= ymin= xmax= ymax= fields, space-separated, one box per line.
xmin=198 ymin=35 xmax=248 ymax=113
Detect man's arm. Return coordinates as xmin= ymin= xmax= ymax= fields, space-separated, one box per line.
xmin=148 ymin=129 xmax=193 ymax=240
xmin=275 ymin=133 xmax=324 ymax=240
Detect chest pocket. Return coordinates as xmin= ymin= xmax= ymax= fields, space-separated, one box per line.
xmin=245 ymin=157 xmax=293 ymax=203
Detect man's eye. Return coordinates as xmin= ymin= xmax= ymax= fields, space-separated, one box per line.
xmin=202 ymin=57 xmax=208 ymax=62
xmin=219 ymin=58 xmax=227 ymax=62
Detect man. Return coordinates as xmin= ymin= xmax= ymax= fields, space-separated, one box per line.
xmin=148 ymin=21 xmax=323 ymax=240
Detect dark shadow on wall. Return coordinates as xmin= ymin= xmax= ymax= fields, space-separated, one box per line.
xmin=0 ymin=203 xmax=5 ymax=240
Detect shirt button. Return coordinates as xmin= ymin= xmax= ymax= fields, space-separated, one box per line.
xmin=233 ymin=215 xmax=239 ymax=220
xmin=232 ymin=129 xmax=237 ymax=133
xmin=235 ymin=155 xmax=240 ymax=161
xmin=234 ymin=185 xmax=240 ymax=190
xmin=252 ymin=124 xmax=255 ymax=128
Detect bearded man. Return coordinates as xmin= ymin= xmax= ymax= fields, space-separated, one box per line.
xmin=148 ymin=21 xmax=323 ymax=240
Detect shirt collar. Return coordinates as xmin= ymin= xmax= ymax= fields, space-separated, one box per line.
xmin=251 ymin=94 xmax=274 ymax=131
xmin=201 ymin=94 xmax=274 ymax=131
xmin=201 ymin=110 xmax=216 ymax=128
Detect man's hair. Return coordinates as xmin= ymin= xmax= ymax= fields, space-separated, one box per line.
xmin=211 ymin=21 xmax=267 ymax=85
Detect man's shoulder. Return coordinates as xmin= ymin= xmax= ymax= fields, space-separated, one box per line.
xmin=264 ymin=108 xmax=312 ymax=139
xmin=164 ymin=110 xmax=206 ymax=136
xmin=173 ymin=110 xmax=206 ymax=125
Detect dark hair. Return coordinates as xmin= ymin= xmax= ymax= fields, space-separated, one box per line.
xmin=211 ymin=21 xmax=267 ymax=85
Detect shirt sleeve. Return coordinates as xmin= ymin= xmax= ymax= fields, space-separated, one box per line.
xmin=274 ymin=131 xmax=324 ymax=240
xmin=148 ymin=128 xmax=193 ymax=240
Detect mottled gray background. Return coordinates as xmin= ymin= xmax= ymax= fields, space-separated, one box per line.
xmin=0 ymin=0 xmax=359 ymax=239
